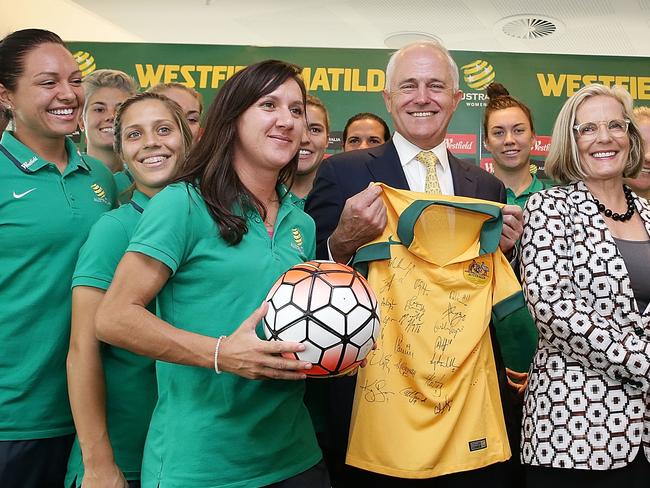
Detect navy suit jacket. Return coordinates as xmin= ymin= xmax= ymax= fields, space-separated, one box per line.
xmin=305 ymin=140 xmax=507 ymax=259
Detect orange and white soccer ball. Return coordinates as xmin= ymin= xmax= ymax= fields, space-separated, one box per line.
xmin=263 ymin=261 xmax=380 ymax=377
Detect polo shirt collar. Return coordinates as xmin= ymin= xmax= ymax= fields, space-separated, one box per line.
xmin=278 ymin=184 xmax=306 ymax=210
xmin=392 ymin=131 xmax=450 ymax=172
xmin=130 ymin=189 xmax=151 ymax=211
xmin=506 ymin=174 xmax=544 ymax=200
xmin=1 ymin=131 xmax=90 ymax=174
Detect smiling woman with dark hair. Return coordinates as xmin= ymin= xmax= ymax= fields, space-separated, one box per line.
xmin=0 ymin=28 xmax=116 ymax=487
xmin=96 ymin=59 xmax=328 ymax=488
xmin=342 ymin=112 xmax=390 ymax=152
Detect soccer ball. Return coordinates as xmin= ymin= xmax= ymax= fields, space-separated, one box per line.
xmin=263 ymin=260 xmax=380 ymax=377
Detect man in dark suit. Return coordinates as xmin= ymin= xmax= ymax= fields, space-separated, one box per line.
xmin=305 ymin=40 xmax=523 ymax=488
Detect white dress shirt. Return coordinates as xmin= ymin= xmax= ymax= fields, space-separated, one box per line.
xmin=392 ymin=132 xmax=455 ymax=195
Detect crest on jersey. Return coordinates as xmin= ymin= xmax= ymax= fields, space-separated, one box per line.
xmin=464 ymin=258 xmax=490 ymax=286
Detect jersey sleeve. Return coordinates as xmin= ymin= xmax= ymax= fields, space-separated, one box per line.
xmin=72 ymin=213 xmax=130 ymax=290
xmin=490 ymin=249 xmax=531 ymax=372
xmin=491 ymin=249 xmax=525 ymax=320
xmin=127 ymin=184 xmax=194 ymax=275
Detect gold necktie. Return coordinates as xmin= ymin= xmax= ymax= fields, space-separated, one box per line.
xmin=416 ymin=150 xmax=442 ymax=194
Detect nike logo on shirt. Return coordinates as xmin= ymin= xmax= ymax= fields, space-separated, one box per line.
xmin=13 ymin=188 xmax=37 ymax=199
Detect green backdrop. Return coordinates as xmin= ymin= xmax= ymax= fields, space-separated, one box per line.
xmin=67 ymin=41 xmax=650 ymax=173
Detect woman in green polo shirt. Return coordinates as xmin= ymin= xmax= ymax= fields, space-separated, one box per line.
xmin=0 ymin=29 xmax=116 ymax=488
xmin=66 ymin=92 xmax=193 ymax=488
xmin=482 ymin=82 xmax=547 ymax=380
xmin=96 ymin=60 xmax=327 ymax=488
xmin=81 ymin=69 xmax=138 ymax=195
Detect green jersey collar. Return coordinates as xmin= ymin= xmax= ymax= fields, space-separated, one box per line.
xmin=398 ymin=199 xmax=503 ymax=255
xmin=1 ymin=132 xmax=90 ymax=174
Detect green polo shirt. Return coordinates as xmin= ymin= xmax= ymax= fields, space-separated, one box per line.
xmin=287 ymin=190 xmax=306 ymax=210
xmin=0 ymin=131 xmax=116 ymax=440
xmin=65 ymin=190 xmax=157 ymax=486
xmin=504 ymin=173 xmax=548 ymax=208
xmin=127 ymin=182 xmax=321 ymax=488
xmin=495 ymin=174 xmax=550 ymax=372
xmin=113 ymin=167 xmax=134 ymax=200
xmin=81 ymin=154 xmax=133 ymax=200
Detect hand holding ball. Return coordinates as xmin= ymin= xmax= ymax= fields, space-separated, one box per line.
xmin=263 ymin=261 xmax=380 ymax=377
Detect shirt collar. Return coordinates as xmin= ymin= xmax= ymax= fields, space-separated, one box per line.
xmin=131 ymin=189 xmax=151 ymax=210
xmin=1 ymin=131 xmax=90 ymax=174
xmin=392 ymin=131 xmax=450 ymax=172
xmin=512 ymin=174 xmax=544 ymax=199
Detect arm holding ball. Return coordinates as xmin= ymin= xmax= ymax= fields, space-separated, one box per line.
xmin=96 ymin=252 xmax=312 ymax=381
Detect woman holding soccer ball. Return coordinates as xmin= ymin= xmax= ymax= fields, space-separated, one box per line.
xmin=97 ymin=60 xmax=328 ymax=487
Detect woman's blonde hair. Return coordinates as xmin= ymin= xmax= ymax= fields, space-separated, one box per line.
xmin=545 ymin=84 xmax=644 ymax=183
xmin=633 ymin=105 xmax=650 ymax=124
xmin=82 ymin=69 xmax=137 ymax=119
xmin=148 ymin=82 xmax=203 ymax=115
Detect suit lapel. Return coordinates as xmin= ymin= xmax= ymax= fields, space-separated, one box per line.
xmin=574 ymin=181 xmax=640 ymax=323
xmin=364 ymin=141 xmax=410 ymax=190
xmin=448 ymin=152 xmax=477 ymax=198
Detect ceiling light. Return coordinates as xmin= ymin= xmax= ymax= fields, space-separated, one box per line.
xmin=495 ymin=15 xmax=563 ymax=40
xmin=384 ymin=32 xmax=442 ymax=49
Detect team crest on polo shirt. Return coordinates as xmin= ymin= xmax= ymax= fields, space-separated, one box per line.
xmin=463 ymin=258 xmax=491 ymax=286
xmin=291 ymin=227 xmax=304 ymax=254
xmin=91 ymin=182 xmax=110 ymax=205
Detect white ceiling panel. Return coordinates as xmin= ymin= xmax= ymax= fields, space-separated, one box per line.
xmin=5 ymin=0 xmax=650 ymax=56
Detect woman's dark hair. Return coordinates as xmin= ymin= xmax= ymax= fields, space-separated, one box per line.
xmin=0 ymin=106 xmax=10 ymax=129
xmin=175 ymin=59 xmax=306 ymax=245
xmin=483 ymin=82 xmax=535 ymax=136
xmin=0 ymin=29 xmax=65 ymax=92
xmin=342 ymin=112 xmax=391 ymax=145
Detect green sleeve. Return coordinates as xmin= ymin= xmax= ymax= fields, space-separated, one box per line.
xmin=127 ymin=184 xmax=194 ymax=275
xmin=492 ymin=307 xmax=538 ymax=372
xmin=72 ymin=213 xmax=130 ymax=290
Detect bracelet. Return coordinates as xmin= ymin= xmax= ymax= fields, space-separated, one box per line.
xmin=214 ymin=335 xmax=226 ymax=374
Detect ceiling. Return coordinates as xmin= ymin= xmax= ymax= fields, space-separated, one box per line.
xmin=4 ymin=0 xmax=650 ymax=57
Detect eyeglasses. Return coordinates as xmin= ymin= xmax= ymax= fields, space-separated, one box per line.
xmin=573 ymin=119 xmax=630 ymax=140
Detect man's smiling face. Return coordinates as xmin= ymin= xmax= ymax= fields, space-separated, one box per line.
xmin=383 ymin=44 xmax=462 ymax=150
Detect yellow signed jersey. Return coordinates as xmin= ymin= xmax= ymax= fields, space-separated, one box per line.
xmin=347 ymin=184 xmax=525 ymax=479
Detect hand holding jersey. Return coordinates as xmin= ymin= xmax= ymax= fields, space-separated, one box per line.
xmin=329 ymin=183 xmax=387 ymax=263
xmin=331 ymin=187 xmax=522 ymax=263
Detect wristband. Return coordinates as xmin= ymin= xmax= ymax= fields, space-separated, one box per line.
xmin=214 ymin=335 xmax=226 ymax=374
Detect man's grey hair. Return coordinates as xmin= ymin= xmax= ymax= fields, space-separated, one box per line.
xmin=384 ymin=40 xmax=460 ymax=92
